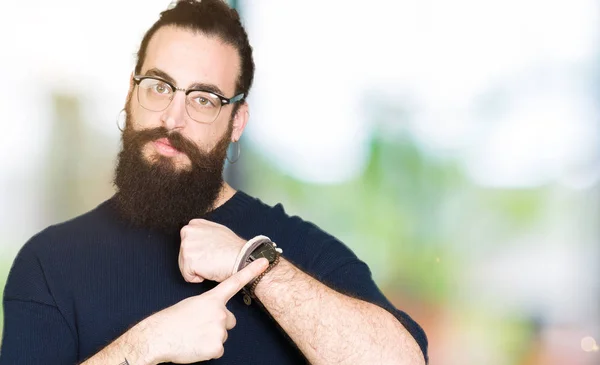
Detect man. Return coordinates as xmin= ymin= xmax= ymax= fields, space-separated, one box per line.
xmin=0 ymin=1 xmax=428 ymax=364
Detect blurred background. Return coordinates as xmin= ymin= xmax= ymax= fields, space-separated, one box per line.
xmin=1 ymin=0 xmax=599 ymax=363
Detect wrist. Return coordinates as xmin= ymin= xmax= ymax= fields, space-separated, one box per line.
xmin=254 ymin=257 xmax=292 ymax=296
xmin=229 ymin=237 xmax=249 ymax=277
xmin=246 ymin=254 xmax=281 ymax=297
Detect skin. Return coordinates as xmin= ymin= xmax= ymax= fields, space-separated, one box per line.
xmin=81 ymin=26 xmax=425 ymax=365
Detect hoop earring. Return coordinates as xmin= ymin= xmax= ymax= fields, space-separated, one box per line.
xmin=226 ymin=140 xmax=241 ymax=164
xmin=116 ymin=109 xmax=126 ymax=132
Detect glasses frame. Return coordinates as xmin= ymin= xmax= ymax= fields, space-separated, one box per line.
xmin=132 ymin=75 xmax=245 ymax=124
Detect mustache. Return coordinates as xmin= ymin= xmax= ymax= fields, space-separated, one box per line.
xmin=121 ymin=124 xmax=231 ymax=172
xmin=124 ymin=126 xmax=199 ymax=157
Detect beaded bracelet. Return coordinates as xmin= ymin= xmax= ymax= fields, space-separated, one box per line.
xmin=246 ymin=254 xmax=281 ymax=298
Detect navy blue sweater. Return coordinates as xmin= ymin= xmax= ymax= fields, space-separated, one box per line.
xmin=1 ymin=191 xmax=427 ymax=364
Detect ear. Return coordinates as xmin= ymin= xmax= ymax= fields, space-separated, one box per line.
xmin=125 ymin=72 xmax=135 ymax=105
xmin=231 ymin=102 xmax=249 ymax=142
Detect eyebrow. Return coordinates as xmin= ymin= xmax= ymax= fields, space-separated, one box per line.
xmin=144 ymin=68 xmax=227 ymax=97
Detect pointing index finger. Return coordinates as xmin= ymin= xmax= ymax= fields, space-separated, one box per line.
xmin=211 ymin=258 xmax=269 ymax=302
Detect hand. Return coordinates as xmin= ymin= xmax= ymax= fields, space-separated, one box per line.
xmin=145 ymin=258 xmax=269 ymax=364
xmin=179 ymin=218 xmax=246 ymax=283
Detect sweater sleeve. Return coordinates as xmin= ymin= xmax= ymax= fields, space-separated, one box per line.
xmin=0 ymin=235 xmax=77 ymax=365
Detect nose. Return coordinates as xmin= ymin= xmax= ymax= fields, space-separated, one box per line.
xmin=160 ymin=91 xmax=187 ymax=130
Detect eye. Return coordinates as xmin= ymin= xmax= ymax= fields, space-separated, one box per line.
xmin=152 ymin=82 xmax=171 ymax=95
xmin=193 ymin=96 xmax=216 ymax=107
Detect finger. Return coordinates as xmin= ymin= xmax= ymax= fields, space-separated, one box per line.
xmin=179 ymin=258 xmax=200 ymax=283
xmin=178 ymin=246 xmax=204 ymax=283
xmin=182 ymin=270 xmax=204 ymax=283
xmin=179 ymin=261 xmax=204 ymax=283
xmin=189 ymin=275 xmax=204 ymax=283
xmin=188 ymin=218 xmax=211 ymax=226
xmin=210 ymin=258 xmax=269 ymax=302
xmin=177 ymin=249 xmax=189 ymax=279
xmin=213 ymin=344 xmax=225 ymax=359
xmin=225 ymin=309 xmax=236 ymax=330
xmin=180 ymin=225 xmax=191 ymax=240
xmin=222 ymin=329 xmax=228 ymax=343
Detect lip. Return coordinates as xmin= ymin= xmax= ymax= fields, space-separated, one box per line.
xmin=153 ymin=138 xmax=181 ymax=157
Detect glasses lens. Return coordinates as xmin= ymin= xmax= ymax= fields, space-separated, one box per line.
xmin=186 ymin=91 xmax=222 ymax=123
xmin=138 ymin=78 xmax=174 ymax=111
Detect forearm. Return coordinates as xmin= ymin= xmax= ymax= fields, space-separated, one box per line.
xmin=80 ymin=319 xmax=157 ymax=365
xmin=255 ymin=259 xmax=425 ymax=365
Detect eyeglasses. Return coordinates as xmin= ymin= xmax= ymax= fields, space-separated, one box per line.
xmin=133 ymin=75 xmax=245 ymax=124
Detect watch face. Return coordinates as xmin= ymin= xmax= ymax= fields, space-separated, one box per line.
xmin=250 ymin=243 xmax=277 ymax=263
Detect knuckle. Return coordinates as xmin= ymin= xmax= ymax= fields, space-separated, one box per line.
xmin=186 ymin=268 xmax=198 ymax=279
xmin=180 ymin=225 xmax=190 ymax=238
xmin=180 ymin=245 xmax=196 ymax=259
xmin=179 ymin=263 xmax=196 ymax=279
xmin=182 ymin=233 xmax=196 ymax=245
xmin=189 ymin=218 xmax=203 ymax=225
xmin=181 ymin=250 xmax=193 ymax=261
xmin=215 ymin=310 xmax=228 ymax=321
xmin=206 ymin=298 xmax=222 ymax=313
xmin=209 ymin=341 xmax=225 ymax=359
xmin=214 ymin=345 xmax=225 ymax=359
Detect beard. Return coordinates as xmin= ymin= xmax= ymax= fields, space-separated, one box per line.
xmin=112 ymin=109 xmax=233 ymax=234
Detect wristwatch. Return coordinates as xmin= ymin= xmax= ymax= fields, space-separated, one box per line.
xmin=232 ymin=235 xmax=283 ymax=304
xmin=232 ymin=235 xmax=282 ymax=274
xmin=247 ymin=238 xmax=280 ymax=264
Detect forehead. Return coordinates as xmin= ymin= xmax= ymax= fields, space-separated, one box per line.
xmin=142 ymin=25 xmax=240 ymax=95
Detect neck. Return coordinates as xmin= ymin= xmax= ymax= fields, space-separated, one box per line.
xmin=212 ymin=182 xmax=237 ymax=211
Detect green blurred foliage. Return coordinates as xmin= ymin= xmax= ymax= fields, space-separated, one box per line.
xmin=242 ymin=131 xmax=547 ymax=305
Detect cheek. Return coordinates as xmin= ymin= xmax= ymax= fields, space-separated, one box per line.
xmin=129 ymin=104 xmax=162 ymax=130
xmin=208 ymin=114 xmax=234 ymax=146
xmin=184 ymin=123 xmax=224 ymax=151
